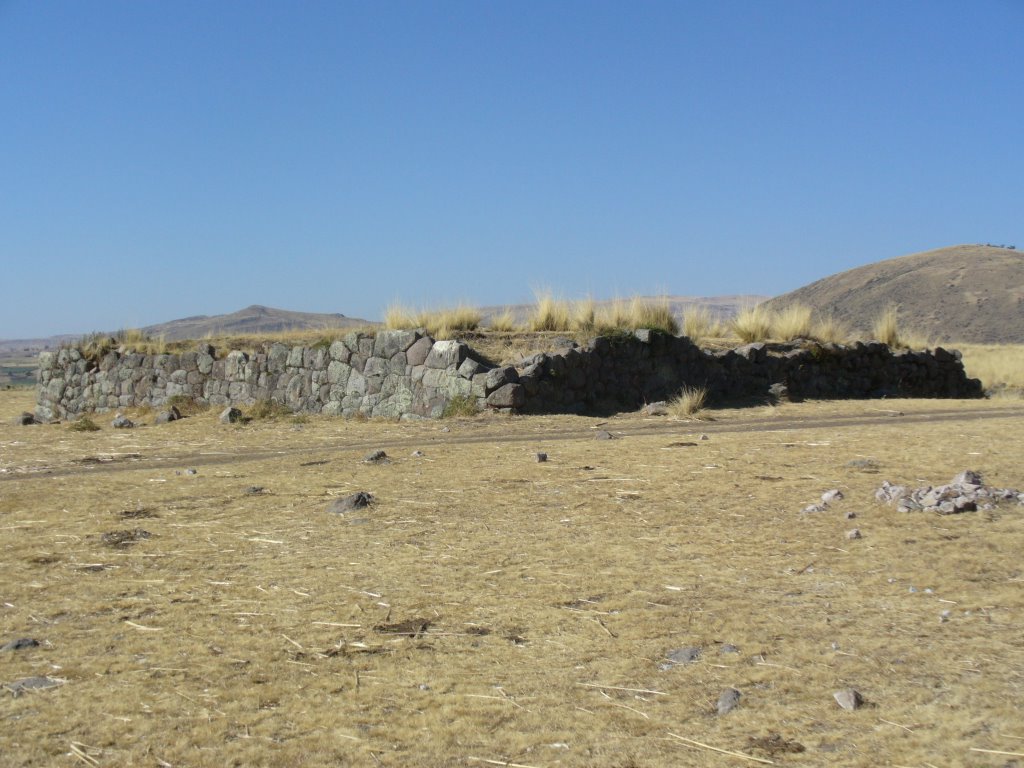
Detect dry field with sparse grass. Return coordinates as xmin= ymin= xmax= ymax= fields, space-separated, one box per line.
xmin=2 ymin=388 xmax=1024 ymax=767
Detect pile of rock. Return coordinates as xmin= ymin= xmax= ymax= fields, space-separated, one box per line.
xmin=875 ymin=470 xmax=1024 ymax=514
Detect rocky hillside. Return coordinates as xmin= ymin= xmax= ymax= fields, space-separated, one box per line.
xmin=763 ymin=245 xmax=1024 ymax=343
xmin=141 ymin=305 xmax=375 ymax=341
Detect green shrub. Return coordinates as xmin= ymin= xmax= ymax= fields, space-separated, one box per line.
xmin=69 ymin=416 xmax=101 ymax=432
xmin=442 ymin=394 xmax=480 ymax=418
xmin=247 ymin=400 xmax=294 ymax=420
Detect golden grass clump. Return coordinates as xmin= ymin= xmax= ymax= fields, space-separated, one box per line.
xmin=667 ymin=384 xmax=708 ymax=418
xmin=486 ymin=307 xmax=519 ymax=333
xmin=871 ymin=305 xmax=902 ymax=347
xmin=682 ymin=306 xmax=719 ymax=344
xmin=627 ymin=296 xmax=680 ymax=335
xmin=811 ymin=313 xmax=850 ymax=344
xmin=731 ymin=304 xmax=773 ymax=343
xmin=528 ymin=290 xmax=573 ymax=332
xmin=595 ymin=297 xmax=631 ymax=332
xmin=384 ymin=303 xmax=418 ymax=330
xmin=771 ymin=304 xmax=813 ymax=341
xmin=571 ymin=297 xmax=597 ymax=332
xmin=385 ymin=303 xmax=481 ymax=338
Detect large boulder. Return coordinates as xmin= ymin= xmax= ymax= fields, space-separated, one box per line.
xmin=486 ymin=383 xmax=525 ymax=409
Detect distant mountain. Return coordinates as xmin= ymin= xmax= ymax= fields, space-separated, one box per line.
xmin=141 ymin=304 xmax=376 ymax=340
xmin=762 ymin=245 xmax=1024 ymax=344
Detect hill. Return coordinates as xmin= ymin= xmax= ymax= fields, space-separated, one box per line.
xmin=763 ymin=245 xmax=1024 ymax=343
xmin=141 ymin=304 xmax=375 ymax=341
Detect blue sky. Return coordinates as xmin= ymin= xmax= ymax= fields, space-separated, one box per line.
xmin=2 ymin=1 xmax=1021 ymax=338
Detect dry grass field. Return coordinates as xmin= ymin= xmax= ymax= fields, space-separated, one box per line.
xmin=2 ymin=388 xmax=1024 ymax=767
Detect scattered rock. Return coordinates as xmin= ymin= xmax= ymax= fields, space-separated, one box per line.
xmin=411 ymin=450 xmax=424 ymax=457
xmin=594 ymin=430 xmax=615 ymax=440
xmin=111 ymin=414 xmax=134 ymax=429
xmin=16 ymin=412 xmax=39 ymax=426
xmin=802 ymin=503 xmax=827 ymax=514
xmin=821 ymin=489 xmax=844 ymax=504
xmin=374 ymin=618 xmax=430 ymax=637
xmin=747 ymin=733 xmax=806 ymax=756
xmin=846 ymin=528 xmax=862 ymax=540
xmin=717 ymin=687 xmax=741 ymax=715
xmin=952 ymin=469 xmax=983 ymax=486
xmin=833 ymin=688 xmax=864 ymax=711
xmin=699 ymin=434 xmax=709 ymax=441
xmin=4 ymin=676 xmax=65 ymax=697
xmin=244 ymin=486 xmax=265 ymax=495
xmin=719 ymin=643 xmax=740 ymax=654
xmin=768 ymin=382 xmax=790 ymax=401
xmin=155 ymin=406 xmax=181 ymax=424
xmin=327 ymin=492 xmax=373 ymax=514
xmin=1 ymin=638 xmax=39 ymax=652
xmin=101 ymin=529 xmax=151 ymax=548
xmin=643 ymin=401 xmax=668 ymax=416
xmin=220 ymin=407 xmax=243 ymax=424
xmin=536 ymin=453 xmax=548 ymax=463
xmin=363 ymin=450 xmax=390 ymax=464
xmin=845 ymin=458 xmax=880 ymax=472
xmin=661 ymin=646 xmax=701 ymax=670
xmin=844 ymin=510 xmax=857 ymax=520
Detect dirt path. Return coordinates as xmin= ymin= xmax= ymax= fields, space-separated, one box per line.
xmin=4 ymin=402 xmax=1022 ymax=482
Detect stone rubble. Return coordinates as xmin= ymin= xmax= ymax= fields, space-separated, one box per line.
xmin=876 ymin=471 xmax=1024 ymax=514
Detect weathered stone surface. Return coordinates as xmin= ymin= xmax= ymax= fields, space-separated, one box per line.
xmin=424 ymin=340 xmax=466 ymax=369
xmin=486 ymin=383 xmax=525 ymax=409
xmin=111 ymin=414 xmax=134 ymax=429
xmin=717 ymin=688 xmax=741 ymax=715
xmin=154 ymin=406 xmax=181 ymax=424
xmin=219 ymin=407 xmax=243 ymax=424
xmin=485 ymin=366 xmax=519 ymax=392
xmin=15 ymin=412 xmax=39 ymax=426
xmin=458 ymin=357 xmax=486 ymax=379
xmin=1 ymin=638 xmax=39 ymax=652
xmin=833 ymin=688 xmax=864 ymax=711
xmin=405 ymin=336 xmax=433 ymax=367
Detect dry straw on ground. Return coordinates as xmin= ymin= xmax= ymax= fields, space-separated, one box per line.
xmin=2 ymin=388 xmax=1023 ymax=766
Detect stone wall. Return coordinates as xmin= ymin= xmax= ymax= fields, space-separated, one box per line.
xmin=35 ymin=329 xmax=983 ymax=421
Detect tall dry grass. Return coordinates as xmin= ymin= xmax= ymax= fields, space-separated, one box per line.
xmin=957 ymin=343 xmax=1024 ymax=392
xmin=771 ymin=304 xmax=813 ymax=341
xmin=731 ymin=304 xmax=773 ymax=343
xmin=385 ymin=303 xmax=482 ymax=338
xmin=486 ymin=307 xmax=519 ymax=332
xmin=528 ymin=291 xmax=573 ymax=332
xmin=626 ymin=296 xmax=679 ymax=335
xmin=811 ymin=313 xmax=850 ymax=344
xmin=871 ymin=305 xmax=902 ymax=347
xmin=682 ymin=306 xmax=720 ymax=344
